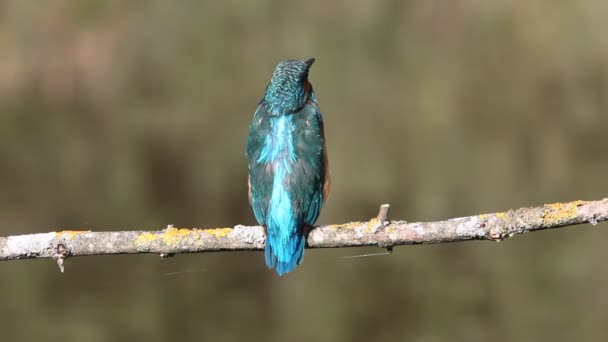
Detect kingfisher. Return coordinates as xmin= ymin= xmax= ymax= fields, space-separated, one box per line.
xmin=246 ymin=58 xmax=330 ymax=275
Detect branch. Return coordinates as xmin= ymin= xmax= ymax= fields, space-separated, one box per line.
xmin=1 ymin=198 xmax=606 ymax=272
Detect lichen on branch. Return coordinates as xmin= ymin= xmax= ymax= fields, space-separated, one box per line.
xmin=0 ymin=198 xmax=606 ymax=272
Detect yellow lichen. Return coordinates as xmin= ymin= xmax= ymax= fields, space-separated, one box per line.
xmin=135 ymin=232 xmax=157 ymax=246
xmin=205 ymin=228 xmax=232 ymax=238
xmin=365 ymin=218 xmax=379 ymax=233
xmin=543 ymin=200 xmax=586 ymax=225
xmin=57 ymin=230 xmax=90 ymax=239
xmin=162 ymin=227 xmax=194 ymax=246
xmin=328 ymin=221 xmax=363 ymax=230
xmin=496 ymin=212 xmax=507 ymax=219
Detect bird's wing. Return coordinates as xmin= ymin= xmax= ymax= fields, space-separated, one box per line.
xmin=246 ymin=105 xmax=273 ymax=224
xmin=319 ymin=110 xmax=330 ymax=201
xmin=289 ymin=103 xmax=328 ymax=226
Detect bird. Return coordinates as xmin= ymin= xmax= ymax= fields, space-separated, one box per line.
xmin=246 ymin=58 xmax=330 ymax=275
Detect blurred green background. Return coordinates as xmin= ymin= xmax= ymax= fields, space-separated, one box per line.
xmin=1 ymin=1 xmax=607 ymax=341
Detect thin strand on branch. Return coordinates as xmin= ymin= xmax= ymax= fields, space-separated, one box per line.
xmin=0 ymin=198 xmax=606 ymax=272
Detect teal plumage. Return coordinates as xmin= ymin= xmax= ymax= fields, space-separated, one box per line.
xmin=246 ymin=58 xmax=330 ymax=275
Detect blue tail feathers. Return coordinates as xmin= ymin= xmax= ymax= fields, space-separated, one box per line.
xmin=262 ymin=158 xmax=308 ymax=276
xmin=264 ymin=232 xmax=305 ymax=276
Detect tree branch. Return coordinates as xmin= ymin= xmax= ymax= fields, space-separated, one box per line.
xmin=1 ymin=198 xmax=606 ymax=271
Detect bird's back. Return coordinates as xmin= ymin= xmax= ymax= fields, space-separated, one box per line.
xmin=246 ymin=99 xmax=327 ymax=275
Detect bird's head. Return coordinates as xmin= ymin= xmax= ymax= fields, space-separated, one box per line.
xmin=262 ymin=58 xmax=315 ymax=115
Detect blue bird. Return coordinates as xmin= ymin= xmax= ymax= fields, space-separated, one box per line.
xmin=246 ymin=58 xmax=330 ymax=275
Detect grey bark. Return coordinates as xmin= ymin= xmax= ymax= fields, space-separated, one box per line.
xmin=1 ymin=198 xmax=606 ymax=272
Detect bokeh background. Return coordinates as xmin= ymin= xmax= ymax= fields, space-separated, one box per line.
xmin=1 ymin=1 xmax=607 ymax=341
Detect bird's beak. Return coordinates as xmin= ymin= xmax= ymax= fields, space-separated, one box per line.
xmin=305 ymin=58 xmax=315 ymax=68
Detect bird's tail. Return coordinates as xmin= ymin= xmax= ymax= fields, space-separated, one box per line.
xmin=264 ymin=200 xmax=306 ymax=276
xmin=264 ymin=229 xmax=305 ymax=276
xmin=263 ymin=163 xmax=308 ymax=275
